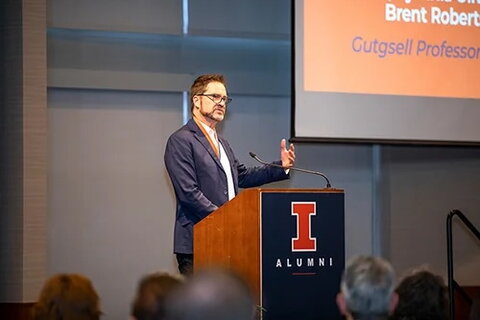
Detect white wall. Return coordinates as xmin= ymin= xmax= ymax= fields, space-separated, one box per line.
xmin=48 ymin=89 xmax=182 ymax=317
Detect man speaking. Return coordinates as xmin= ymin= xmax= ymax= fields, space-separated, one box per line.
xmin=164 ymin=74 xmax=295 ymax=275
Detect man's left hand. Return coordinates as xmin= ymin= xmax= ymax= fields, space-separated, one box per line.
xmin=280 ymin=139 xmax=295 ymax=168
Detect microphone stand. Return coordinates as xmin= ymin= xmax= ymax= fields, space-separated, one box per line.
xmin=249 ymin=152 xmax=332 ymax=188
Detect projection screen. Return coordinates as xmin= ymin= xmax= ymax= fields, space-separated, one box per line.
xmin=293 ymin=0 xmax=480 ymax=143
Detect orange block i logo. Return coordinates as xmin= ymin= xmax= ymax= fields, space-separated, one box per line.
xmin=291 ymin=202 xmax=316 ymax=252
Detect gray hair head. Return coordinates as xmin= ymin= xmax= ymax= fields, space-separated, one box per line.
xmin=340 ymin=255 xmax=395 ymax=318
xmin=165 ymin=268 xmax=255 ymax=320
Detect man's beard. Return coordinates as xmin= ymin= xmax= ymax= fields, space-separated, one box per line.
xmin=201 ymin=108 xmax=224 ymax=122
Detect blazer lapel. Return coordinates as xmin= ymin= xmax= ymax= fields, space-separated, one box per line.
xmin=187 ymin=119 xmax=224 ymax=171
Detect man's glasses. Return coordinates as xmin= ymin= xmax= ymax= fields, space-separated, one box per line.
xmin=197 ymin=94 xmax=232 ymax=105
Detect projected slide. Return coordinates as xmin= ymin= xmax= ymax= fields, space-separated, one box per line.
xmin=294 ymin=0 xmax=480 ymax=143
xmin=304 ymin=0 xmax=480 ymax=99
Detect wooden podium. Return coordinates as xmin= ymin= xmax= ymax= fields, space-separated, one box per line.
xmin=194 ymin=188 xmax=345 ymax=320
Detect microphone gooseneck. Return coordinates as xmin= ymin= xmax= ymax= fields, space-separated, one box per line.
xmin=249 ymin=151 xmax=332 ymax=188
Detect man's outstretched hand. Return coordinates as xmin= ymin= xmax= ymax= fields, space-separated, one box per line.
xmin=280 ymin=138 xmax=295 ymax=168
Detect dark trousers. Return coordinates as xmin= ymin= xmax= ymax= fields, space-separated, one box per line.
xmin=176 ymin=253 xmax=193 ymax=276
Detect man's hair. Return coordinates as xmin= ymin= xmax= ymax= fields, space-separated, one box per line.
xmin=390 ymin=270 xmax=449 ymax=320
xmin=340 ymin=255 xmax=395 ymax=319
xmin=32 ymin=273 xmax=101 ymax=320
xmin=164 ymin=268 xmax=254 ymax=320
xmin=189 ymin=74 xmax=227 ymax=112
xmin=131 ymin=272 xmax=184 ymax=320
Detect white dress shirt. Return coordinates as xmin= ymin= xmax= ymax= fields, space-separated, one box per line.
xmin=199 ymin=122 xmax=236 ymax=200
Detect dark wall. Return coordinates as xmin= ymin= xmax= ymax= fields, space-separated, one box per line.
xmin=0 ymin=0 xmax=25 ymax=302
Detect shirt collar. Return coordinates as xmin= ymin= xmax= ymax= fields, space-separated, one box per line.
xmin=198 ymin=120 xmax=216 ymax=138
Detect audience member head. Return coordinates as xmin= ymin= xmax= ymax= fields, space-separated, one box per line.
xmin=131 ymin=272 xmax=184 ymax=320
xmin=337 ymin=255 xmax=397 ymax=320
xmin=164 ymin=268 xmax=255 ymax=320
xmin=390 ymin=269 xmax=448 ymax=320
xmin=32 ymin=273 xmax=101 ymax=320
xmin=392 ymin=270 xmax=448 ymax=320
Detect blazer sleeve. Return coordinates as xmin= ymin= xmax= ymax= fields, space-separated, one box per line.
xmin=220 ymin=140 xmax=289 ymax=188
xmin=236 ymin=160 xmax=289 ymax=188
xmin=164 ymin=133 xmax=218 ymax=222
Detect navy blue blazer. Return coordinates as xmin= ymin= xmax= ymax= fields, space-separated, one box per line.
xmin=164 ymin=118 xmax=289 ymax=254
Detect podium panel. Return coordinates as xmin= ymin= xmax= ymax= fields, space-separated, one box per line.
xmin=261 ymin=191 xmax=344 ymax=320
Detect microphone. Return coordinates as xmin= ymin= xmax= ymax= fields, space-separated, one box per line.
xmin=249 ymin=151 xmax=332 ymax=188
